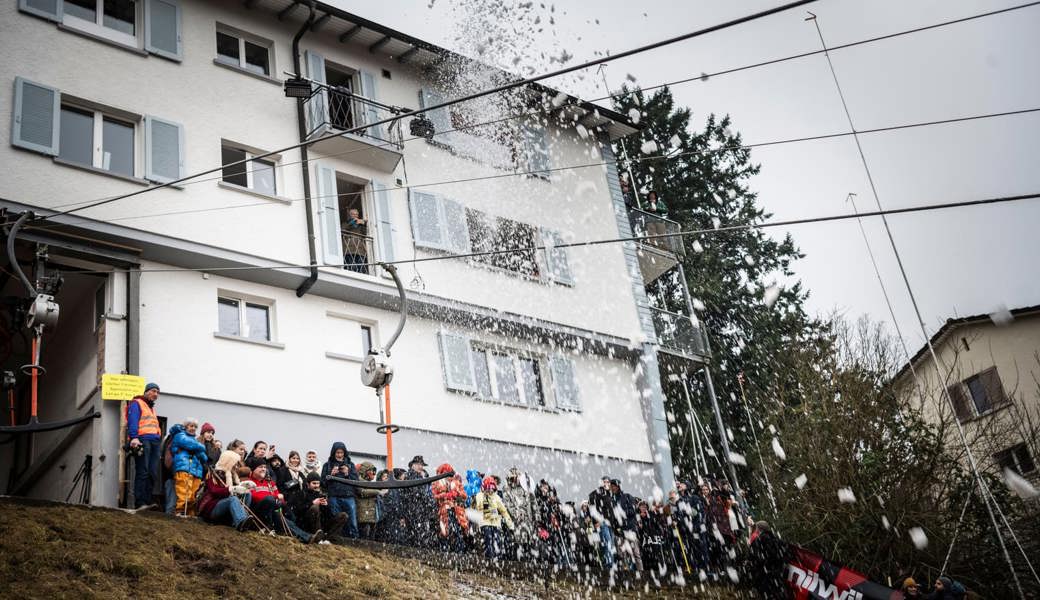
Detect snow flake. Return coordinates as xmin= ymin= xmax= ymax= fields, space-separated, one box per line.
xmin=692 ymin=298 xmax=705 ymax=311
xmin=909 ymin=527 xmax=928 ymax=549
xmin=1004 ymin=468 xmax=1038 ymax=499
xmin=728 ymin=451 xmax=747 ymax=466
xmin=771 ymin=437 xmax=786 ymax=461
xmin=989 ymin=304 xmax=1014 ymax=326
xmin=837 ymin=488 xmax=856 ymax=504
xmin=551 ymin=91 xmax=568 ymax=107
xmin=795 ymin=474 xmax=808 ymax=489
xmin=627 ymin=108 xmax=640 ymax=124
xmin=726 ymin=567 xmax=740 ymax=583
xmin=640 ymin=140 xmax=658 ymax=154
xmin=668 ymin=134 xmax=681 ymax=149
xmin=881 ymin=516 xmax=890 ymax=530
xmin=763 ymin=284 xmax=781 ymax=308
xmin=691 ymin=239 xmax=704 ymax=253
xmin=711 ymin=217 xmax=721 ymax=229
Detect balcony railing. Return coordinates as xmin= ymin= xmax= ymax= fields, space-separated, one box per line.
xmin=304 ymin=84 xmax=404 ymax=151
xmin=341 ymin=230 xmax=374 ymax=275
xmin=628 ymin=208 xmax=685 ymax=257
xmin=651 ymin=307 xmax=709 ymax=358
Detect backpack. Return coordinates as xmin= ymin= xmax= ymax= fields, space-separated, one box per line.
xmin=162 ymin=436 xmax=174 ymax=470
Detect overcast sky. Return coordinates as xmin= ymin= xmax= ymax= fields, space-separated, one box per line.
xmin=334 ymin=0 xmax=1040 ymax=350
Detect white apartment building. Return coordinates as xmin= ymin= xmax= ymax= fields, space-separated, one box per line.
xmin=0 ymin=0 xmax=708 ymax=507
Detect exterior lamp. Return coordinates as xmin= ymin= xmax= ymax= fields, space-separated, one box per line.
xmin=283 ymin=77 xmax=312 ymax=99
xmin=409 ymin=114 xmax=435 ymax=140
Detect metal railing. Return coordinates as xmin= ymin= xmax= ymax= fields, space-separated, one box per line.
xmin=650 ymin=306 xmax=709 ymax=358
xmin=628 ymin=207 xmax=685 ymax=257
xmin=304 ymin=84 xmax=404 ymax=150
xmin=341 ymin=230 xmax=374 ymax=275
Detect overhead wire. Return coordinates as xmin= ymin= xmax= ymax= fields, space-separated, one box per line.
xmin=44 ymin=191 xmax=1040 ymax=276
xmin=36 ymin=0 xmax=818 ymax=221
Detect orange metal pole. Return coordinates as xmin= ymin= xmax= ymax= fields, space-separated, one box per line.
xmin=30 ymin=337 xmax=38 ymax=418
xmin=384 ymin=384 xmax=393 ymax=470
xmin=7 ymin=389 xmax=14 ymax=426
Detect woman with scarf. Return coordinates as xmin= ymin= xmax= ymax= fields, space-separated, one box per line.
xmin=246 ymin=456 xmax=322 ymax=543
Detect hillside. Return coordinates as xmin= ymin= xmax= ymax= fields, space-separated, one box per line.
xmin=0 ymin=498 xmax=741 ymax=599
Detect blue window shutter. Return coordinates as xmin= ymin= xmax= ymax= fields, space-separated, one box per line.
xmin=305 ymin=50 xmax=327 ymax=136
xmin=372 ymin=181 xmax=395 ymax=271
xmin=549 ymin=355 xmax=580 ymax=411
xmin=315 ymin=164 xmax=341 ymax=264
xmin=144 ymin=115 xmax=184 ymax=183
xmin=145 ymin=0 xmax=182 ymax=61
xmin=418 ymin=88 xmax=452 ymax=147
xmin=358 ymin=70 xmax=384 ymax=141
xmin=441 ymin=198 xmax=471 ymax=254
xmin=438 ymin=332 xmax=476 ymax=393
xmin=408 ymin=189 xmax=445 ymax=250
xmin=19 ymin=0 xmax=62 ymax=21
xmin=11 ymin=77 xmax=60 ymax=156
xmin=524 ymin=122 xmax=550 ymax=176
xmin=540 ymin=228 xmax=574 ymax=284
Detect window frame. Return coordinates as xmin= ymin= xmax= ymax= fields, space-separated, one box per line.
xmin=219 ymin=140 xmax=282 ymax=198
xmin=994 ymin=443 xmax=1037 ymax=475
xmin=57 ymin=99 xmax=139 ymax=179
xmin=215 ymin=292 xmax=276 ymax=344
xmin=62 ymin=0 xmax=140 ymax=47
xmin=214 ymin=24 xmax=275 ymax=77
xmin=469 ymin=342 xmax=549 ymax=409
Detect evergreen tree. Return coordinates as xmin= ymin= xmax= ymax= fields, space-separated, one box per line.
xmin=612 ymin=86 xmax=819 ymax=506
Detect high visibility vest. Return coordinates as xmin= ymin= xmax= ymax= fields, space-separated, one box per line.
xmin=132 ymin=398 xmax=160 ymax=437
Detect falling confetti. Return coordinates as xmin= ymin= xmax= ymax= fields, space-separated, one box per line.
xmin=795 ymin=474 xmax=808 ymax=489
xmin=837 ymin=488 xmax=857 ymax=504
xmin=640 ymin=140 xmax=658 ymax=154
xmin=1004 ymin=468 xmax=1038 ymax=499
xmin=728 ymin=451 xmax=747 ymax=466
xmin=763 ymin=284 xmax=780 ymax=308
xmin=909 ymin=527 xmax=928 ymax=549
xmin=989 ymin=304 xmax=1014 ymax=326
xmin=881 ymin=516 xmax=890 ymax=530
xmin=627 ymin=108 xmax=640 ymax=124
xmin=692 ymin=239 xmax=704 ymax=253
xmin=771 ymin=437 xmax=786 ymax=461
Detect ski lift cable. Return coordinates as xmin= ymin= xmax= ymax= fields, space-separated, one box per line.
xmin=809 ymin=14 xmax=1031 ymax=595
xmin=40 ymin=0 xmax=1040 ymax=216
xmin=35 ymin=0 xmax=818 ymax=222
xmin=23 ymin=104 xmax=1040 ymax=234
xmin=34 ymin=190 xmax=1040 ymax=276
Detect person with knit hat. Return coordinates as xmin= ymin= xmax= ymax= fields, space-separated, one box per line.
xmin=247 ymin=457 xmax=322 ymax=543
xmin=169 ymin=417 xmax=209 ymax=516
xmin=926 ymin=576 xmax=966 ymax=600
xmin=126 ymin=382 xmax=162 ymax=508
xmin=473 ymin=475 xmax=514 ymax=559
xmin=289 ymin=471 xmax=347 ymax=537
xmin=197 ymin=422 xmax=220 ymax=467
xmin=901 ymin=577 xmax=924 ymax=599
xmin=198 ymin=450 xmax=257 ymax=530
xmin=431 ymin=463 xmax=469 ymax=552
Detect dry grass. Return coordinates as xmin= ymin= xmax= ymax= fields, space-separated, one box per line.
xmin=0 ymin=499 xmax=741 ymax=599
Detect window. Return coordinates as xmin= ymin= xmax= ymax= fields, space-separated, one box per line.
xmin=58 ymin=104 xmax=135 ymax=178
xmin=361 ymin=325 xmax=373 ymax=355
xmin=19 ymin=0 xmax=181 ymax=59
xmin=63 ymin=0 xmax=137 ymax=44
xmin=439 ymin=332 xmax=577 ymax=411
xmin=215 ymin=27 xmax=273 ymax=76
xmin=221 ymin=144 xmax=276 ymax=195
xmin=12 ymin=78 xmax=183 ymax=183
xmin=217 ymin=296 xmax=271 ymax=341
xmin=947 ymin=366 xmax=1008 ymax=422
xmin=994 ymin=443 xmax=1036 ymax=475
xmin=94 ymin=282 xmax=107 ymax=330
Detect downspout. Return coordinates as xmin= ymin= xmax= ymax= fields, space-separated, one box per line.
xmin=293 ymin=1 xmax=319 ymax=298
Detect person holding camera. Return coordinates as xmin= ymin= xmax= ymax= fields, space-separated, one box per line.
xmin=126 ymin=382 xmax=162 ymax=509
xmin=290 ymin=472 xmax=349 ymax=537
xmin=320 ymin=441 xmax=359 ymax=539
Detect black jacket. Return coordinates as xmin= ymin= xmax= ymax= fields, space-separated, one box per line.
xmin=588 ymin=487 xmax=616 ymax=527
xmin=612 ymin=491 xmax=638 ymax=531
xmin=320 ymin=442 xmax=357 ymax=498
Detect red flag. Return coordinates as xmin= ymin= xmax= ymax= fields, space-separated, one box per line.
xmin=786 ymin=545 xmax=903 ymax=600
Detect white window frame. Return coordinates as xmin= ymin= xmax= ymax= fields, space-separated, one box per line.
xmin=215 ymin=24 xmax=275 ymax=77
xmin=219 ymin=141 xmax=280 ymax=196
xmin=63 ymin=0 xmax=140 ymax=47
xmin=323 ymin=310 xmax=377 ymax=362
xmin=58 ymin=99 xmax=140 ymax=178
xmin=471 ymin=343 xmax=549 ymax=409
xmin=215 ymin=291 xmax=276 ymax=343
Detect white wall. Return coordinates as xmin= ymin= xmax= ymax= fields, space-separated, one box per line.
xmin=137 ymin=263 xmax=652 ymax=462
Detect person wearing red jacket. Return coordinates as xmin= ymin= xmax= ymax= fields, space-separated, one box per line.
xmin=431 ymin=463 xmax=468 ymax=551
xmin=245 ymin=456 xmax=322 ymax=543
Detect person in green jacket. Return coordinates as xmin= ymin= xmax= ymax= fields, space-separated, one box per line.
xmin=473 ymin=475 xmax=514 ymax=559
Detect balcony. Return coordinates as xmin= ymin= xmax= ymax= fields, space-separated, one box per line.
xmin=303 ymin=85 xmax=404 ymax=172
xmin=651 ymin=307 xmax=709 ymax=359
xmin=628 ymin=208 xmax=684 ymax=284
xmin=341 ymin=230 xmax=375 ymax=275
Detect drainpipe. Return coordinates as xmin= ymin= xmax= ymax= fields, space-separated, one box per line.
xmin=293 ymin=1 xmax=318 ymax=298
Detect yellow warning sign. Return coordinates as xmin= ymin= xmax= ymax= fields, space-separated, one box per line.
xmin=101 ymin=374 xmax=146 ymax=401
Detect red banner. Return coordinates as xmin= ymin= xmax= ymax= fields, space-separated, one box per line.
xmin=786 ymin=545 xmax=903 ymax=600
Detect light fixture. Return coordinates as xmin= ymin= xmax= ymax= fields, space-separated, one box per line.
xmin=409 ymin=114 xmax=435 ymax=140
xmin=283 ymin=77 xmax=312 ymax=99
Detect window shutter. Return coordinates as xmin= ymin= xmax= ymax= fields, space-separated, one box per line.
xmin=524 ymin=121 xmax=550 ymax=176
xmin=11 ymin=77 xmax=60 ymax=156
xmin=315 ymin=164 xmax=341 ymax=264
xmin=540 ymin=228 xmax=573 ymax=284
xmin=18 ymin=0 xmax=62 ymax=21
xmin=408 ymin=189 xmax=445 ymax=250
xmin=372 ymin=181 xmax=395 ymax=273
xmin=550 ymin=355 xmax=580 ymax=411
xmin=441 ymin=198 xmax=471 ymax=254
xmin=419 ymin=88 xmax=452 ymax=147
xmin=145 ymin=0 xmax=183 ymax=61
xmin=357 ymin=70 xmax=384 ymax=141
xmin=305 ymin=50 xmax=327 ymax=136
xmin=144 ymin=115 xmax=184 ymax=183
xmin=946 ymin=383 xmax=973 ymax=422
xmin=980 ymin=367 xmax=1007 ymax=408
xmin=438 ymin=332 xmax=476 ymax=393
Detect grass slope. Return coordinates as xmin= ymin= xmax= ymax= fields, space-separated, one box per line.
xmin=0 ymin=498 xmax=740 ymax=599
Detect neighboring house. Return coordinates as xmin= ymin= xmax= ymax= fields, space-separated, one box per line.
xmin=893 ymin=306 xmax=1040 ymax=485
xmin=0 ymin=0 xmax=707 ymax=506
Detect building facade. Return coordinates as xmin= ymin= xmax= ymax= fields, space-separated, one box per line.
xmin=894 ymin=306 xmax=1040 ymax=485
xmin=0 ymin=0 xmax=706 ymax=506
